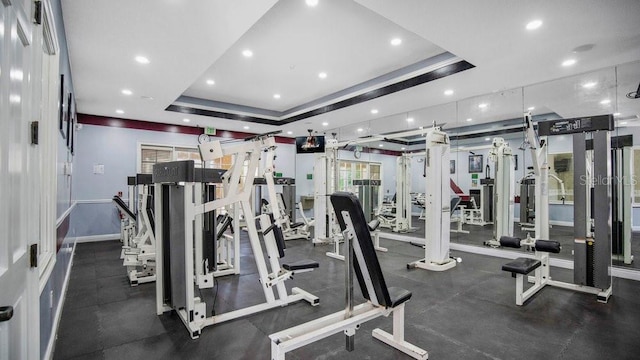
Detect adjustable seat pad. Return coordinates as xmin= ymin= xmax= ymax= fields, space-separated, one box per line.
xmin=290 ymin=222 xmax=305 ymax=229
xmin=502 ymin=258 xmax=541 ymax=275
xmin=282 ymin=260 xmax=319 ymax=271
xmin=112 ymin=196 xmax=136 ymax=221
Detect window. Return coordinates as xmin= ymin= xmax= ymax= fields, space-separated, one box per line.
xmin=140 ymin=145 xmax=172 ymax=174
xmin=337 ymin=160 xmax=382 ymax=193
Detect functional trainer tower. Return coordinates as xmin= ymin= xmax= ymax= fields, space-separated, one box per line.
xmin=408 ymin=126 xmax=458 ymax=271
xmin=484 ymin=138 xmax=515 ymax=247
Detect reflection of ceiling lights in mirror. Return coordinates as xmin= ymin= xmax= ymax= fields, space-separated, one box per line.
xmin=600 ymin=99 xmax=611 ymax=105
xmin=206 ymin=79 xmax=215 ymax=85
xmin=478 ymin=103 xmax=488 ymax=109
xmin=562 ymin=59 xmax=576 ymax=67
xmin=526 ymin=20 xmax=542 ymax=30
xmin=242 ymin=49 xmax=253 ymax=57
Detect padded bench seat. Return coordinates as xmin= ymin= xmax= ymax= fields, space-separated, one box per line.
xmin=502 ymin=258 xmax=541 ymax=275
xmin=282 ymin=259 xmax=319 ymax=271
xmin=368 ymin=219 xmax=380 ymax=232
xmin=387 ymin=287 xmax=412 ymax=308
xmin=290 ymin=222 xmax=305 ymax=229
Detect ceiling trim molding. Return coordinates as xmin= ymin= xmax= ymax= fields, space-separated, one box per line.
xmin=76 ymin=114 xmax=296 ymax=144
xmin=167 ymin=59 xmax=475 ymax=125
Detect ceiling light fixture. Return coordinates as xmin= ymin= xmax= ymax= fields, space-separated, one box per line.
xmin=401 ymin=147 xmax=406 ymax=150
xmin=478 ymin=103 xmax=488 ymax=109
xmin=527 ymin=106 xmax=535 ymax=111
xmin=183 ymin=118 xmax=190 ymax=123
xmin=242 ymin=49 xmax=253 ymax=58
xmin=121 ymin=89 xmax=132 ymax=95
xmin=273 ymin=94 xmax=281 ymax=99
xmin=562 ymin=59 xmax=576 ymax=67
xmin=318 ymin=72 xmax=327 ymax=79
xmin=206 ymin=79 xmax=215 ymax=85
xmin=485 ymin=137 xmax=491 ymax=141
xmin=525 ymin=19 xmax=542 ymax=30
xmin=357 ymin=128 xmax=363 ymax=132
xmin=407 ymin=117 xmax=414 ymax=123
xmin=620 ymin=121 xmax=628 ymax=125
xmin=322 ymin=122 xmax=329 ymax=126
xmin=600 ymin=99 xmax=611 ymax=105
xmin=614 ymin=112 xmax=621 ymax=116
xmin=371 ymin=109 xmax=379 ymax=114
xmin=243 ymin=126 xmax=250 ymax=130
xmin=116 ymin=109 xmax=124 ymax=114
xmin=287 ymin=131 xmax=293 ymax=135
xmin=135 ymin=55 xmax=150 ymax=64
xmin=379 ymin=144 xmax=384 ymax=147
xmin=305 ymin=0 xmax=318 ymax=7
xmin=582 ymin=81 xmax=597 ymax=89
xmin=444 ymin=89 xmax=454 ymax=96
xmin=390 ymin=38 xmax=402 ymax=46
xmin=466 ymin=118 xmax=472 ymax=122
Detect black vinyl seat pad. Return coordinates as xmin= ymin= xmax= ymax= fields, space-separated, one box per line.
xmin=112 ymin=196 xmax=136 ymax=221
xmin=502 ymin=258 xmax=541 ymax=275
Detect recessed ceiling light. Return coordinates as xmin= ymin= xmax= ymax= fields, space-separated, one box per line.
xmin=134 ymin=55 xmax=149 ymax=64
xmin=614 ymin=112 xmax=621 ymax=116
xmin=390 ymin=38 xmax=402 ymax=46
xmin=121 ymin=89 xmax=132 ymax=95
xmin=242 ymin=49 xmax=253 ymax=58
xmin=287 ymin=131 xmax=293 ymax=135
xmin=401 ymin=147 xmax=406 ymax=150
xmin=206 ymin=79 xmax=215 ymax=85
xmin=526 ymin=20 xmax=542 ymax=30
xmin=243 ymin=126 xmax=250 ymax=130
xmin=322 ymin=122 xmax=329 ymax=126
xmin=357 ymin=128 xmax=364 ymax=132
xmin=620 ymin=121 xmax=628 ymax=125
xmin=407 ymin=117 xmax=414 ymax=123
xmin=600 ymin=99 xmax=611 ymax=105
xmin=527 ymin=106 xmax=535 ymax=111
xmin=466 ymin=118 xmax=472 ymax=122
xmin=305 ymin=0 xmax=318 ymax=7
xmin=371 ymin=109 xmax=379 ymax=114
xmin=444 ymin=89 xmax=454 ymax=96
xmin=582 ymin=81 xmax=597 ymax=89
xmin=273 ymin=94 xmax=281 ymax=99
xmin=379 ymin=144 xmax=384 ymax=147
xmin=478 ymin=103 xmax=488 ymax=109
xmin=116 ymin=109 xmax=124 ymax=114
xmin=562 ymin=59 xmax=577 ymax=67
xmin=485 ymin=137 xmax=491 ymax=141
xmin=318 ymin=72 xmax=327 ymax=79
xmin=183 ymin=118 xmax=190 ymax=123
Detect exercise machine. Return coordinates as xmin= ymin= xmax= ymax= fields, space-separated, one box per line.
xmin=312 ymin=146 xmax=340 ymax=245
xmin=354 ymin=179 xmax=381 ymax=223
xmin=154 ymin=133 xmax=318 ymax=338
xmin=408 ymin=126 xmax=459 ymax=271
xmin=484 ymin=137 xmax=515 ymax=247
xmin=501 ymin=114 xmax=614 ymax=304
xmin=269 ymin=192 xmax=428 ymax=360
xmin=518 ymin=171 xmax=565 ymax=232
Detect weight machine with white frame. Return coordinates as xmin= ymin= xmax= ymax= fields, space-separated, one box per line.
xmin=484 ymin=137 xmax=515 ymax=247
xmin=154 ymin=133 xmax=318 ymax=339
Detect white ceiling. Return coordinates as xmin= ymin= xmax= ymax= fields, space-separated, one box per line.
xmin=61 ymin=0 xmax=640 ymax=140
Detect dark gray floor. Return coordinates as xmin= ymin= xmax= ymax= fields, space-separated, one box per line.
xmin=381 ymin=216 xmax=640 ymax=270
xmin=54 ymin=236 xmax=640 ymax=360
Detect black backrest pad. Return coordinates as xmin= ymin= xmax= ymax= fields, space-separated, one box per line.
xmin=330 ymin=192 xmax=391 ymax=308
xmin=450 ymin=197 xmax=461 ymax=211
xmin=113 ymin=196 xmax=136 ymax=221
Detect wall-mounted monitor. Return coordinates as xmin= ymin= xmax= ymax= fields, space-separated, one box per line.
xmin=296 ymin=135 xmax=325 ymax=154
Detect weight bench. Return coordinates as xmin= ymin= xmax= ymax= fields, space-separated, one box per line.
xmin=500 ymin=236 xmax=562 ymax=305
xmin=449 ymin=196 xmax=469 ymax=234
xmin=269 ymin=192 xmax=427 ymax=359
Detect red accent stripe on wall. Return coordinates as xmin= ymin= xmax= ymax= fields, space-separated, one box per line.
xmin=77 ymin=114 xmax=296 ymax=144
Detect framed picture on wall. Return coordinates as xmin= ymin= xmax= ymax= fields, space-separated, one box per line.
xmin=58 ymin=74 xmax=66 ymax=139
xmin=468 ymin=154 xmax=483 ymax=173
xmin=66 ymin=93 xmax=73 ymax=148
xmin=450 ymin=160 xmax=455 ymax=174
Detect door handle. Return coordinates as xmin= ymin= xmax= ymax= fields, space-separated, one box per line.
xmin=0 ymin=306 xmax=13 ymax=322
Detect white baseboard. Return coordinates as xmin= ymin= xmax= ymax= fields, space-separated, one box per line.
xmin=549 ymin=220 xmax=573 ymax=227
xmin=75 ymin=233 xmax=120 ymax=243
xmin=43 ymin=242 xmax=77 ymax=360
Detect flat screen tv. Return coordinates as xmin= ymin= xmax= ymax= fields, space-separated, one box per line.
xmin=296 ymin=135 xmax=325 ymax=154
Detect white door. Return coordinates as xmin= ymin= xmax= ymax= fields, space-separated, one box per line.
xmin=0 ymin=0 xmax=40 ymax=359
